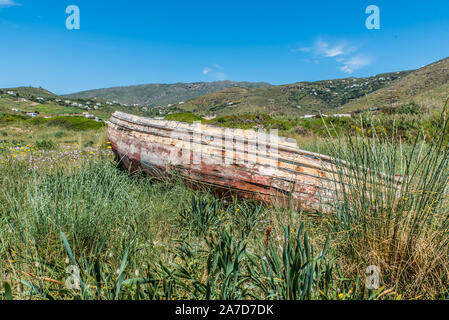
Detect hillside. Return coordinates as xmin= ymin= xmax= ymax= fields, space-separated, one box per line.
xmin=66 ymin=81 xmax=272 ymax=107
xmin=167 ymin=71 xmax=412 ymax=117
xmin=3 ymin=57 xmax=448 ymax=121
xmin=340 ymin=57 xmax=449 ymax=112
xmin=0 ymin=87 xmax=58 ymax=99
xmin=0 ymin=87 xmax=143 ymax=121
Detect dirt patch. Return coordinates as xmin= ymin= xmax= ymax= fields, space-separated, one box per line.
xmin=8 ymin=127 xmax=32 ymax=133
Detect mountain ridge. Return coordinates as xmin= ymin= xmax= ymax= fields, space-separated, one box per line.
xmin=4 ymin=56 xmax=448 ymax=119
xmin=340 ymin=56 xmax=449 ymax=112
xmin=168 ymin=70 xmax=414 ymax=117
xmin=66 ymin=81 xmax=272 ymax=107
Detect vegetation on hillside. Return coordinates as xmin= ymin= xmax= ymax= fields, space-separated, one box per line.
xmin=0 ymin=112 xmax=105 ymax=131
xmin=0 ymin=87 xmax=57 ymax=99
xmin=167 ymin=71 xmax=412 ymax=117
xmin=0 ymin=89 xmax=150 ymax=124
xmin=341 ymin=57 xmax=449 ymax=112
xmin=2 ymin=56 xmax=447 ymax=122
xmin=66 ymin=81 xmax=272 ymax=107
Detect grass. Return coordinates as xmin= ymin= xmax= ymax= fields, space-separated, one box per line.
xmin=165 ymin=110 xmax=444 ymax=149
xmin=20 ymin=104 xmax=82 ymax=116
xmin=165 ymin=112 xmax=203 ymax=123
xmin=1 ymin=114 xmax=106 ymax=131
xmin=0 ymin=140 xmax=392 ymax=300
xmin=0 ymin=102 xmax=448 ymax=300
xmin=323 ymin=106 xmax=449 ymax=298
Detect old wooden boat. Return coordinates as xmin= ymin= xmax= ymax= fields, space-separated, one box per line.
xmin=108 ymin=111 xmax=349 ymax=212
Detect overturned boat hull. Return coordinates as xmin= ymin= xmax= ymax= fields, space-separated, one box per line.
xmin=108 ymin=111 xmax=339 ymax=211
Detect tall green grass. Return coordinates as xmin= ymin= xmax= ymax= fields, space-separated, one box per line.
xmin=1 ymin=157 xmax=382 ymax=300
xmin=325 ymin=103 xmax=449 ymax=298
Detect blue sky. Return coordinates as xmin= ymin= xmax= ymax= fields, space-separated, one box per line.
xmin=0 ymin=0 xmax=448 ymax=94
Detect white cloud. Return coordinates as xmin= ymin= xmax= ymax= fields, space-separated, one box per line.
xmin=340 ymin=65 xmax=353 ymax=74
xmin=296 ymin=37 xmax=371 ymax=74
xmin=340 ymin=55 xmax=372 ymax=74
xmin=202 ymin=65 xmax=227 ymax=80
xmin=315 ymin=39 xmax=346 ymax=57
xmin=0 ymin=0 xmax=21 ymax=7
xmin=298 ymin=38 xmax=354 ymax=58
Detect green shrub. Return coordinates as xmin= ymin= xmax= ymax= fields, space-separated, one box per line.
xmin=42 ymin=131 xmax=66 ymax=139
xmin=210 ymin=113 xmax=295 ymax=130
xmin=397 ymin=102 xmax=423 ymax=115
xmin=25 ymin=116 xmax=104 ymax=131
xmin=300 ymin=117 xmax=354 ymax=136
xmin=204 ymin=228 xmax=249 ymax=300
xmin=27 ymin=117 xmax=48 ymax=125
xmin=247 ymin=224 xmax=333 ymax=300
xmin=0 ymin=113 xmax=27 ymax=123
xmin=47 ymin=116 xmax=104 ymax=131
xmin=52 ymin=131 xmax=66 ymax=138
xmin=165 ymin=113 xmax=203 ymax=123
xmin=232 ymin=202 xmax=263 ymax=235
xmin=35 ymin=138 xmax=57 ymax=150
xmin=83 ymin=140 xmax=94 ymax=148
xmin=177 ymin=196 xmax=223 ymax=236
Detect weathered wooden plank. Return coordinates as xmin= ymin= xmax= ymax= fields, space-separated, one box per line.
xmin=108 ymin=112 xmax=343 ymax=211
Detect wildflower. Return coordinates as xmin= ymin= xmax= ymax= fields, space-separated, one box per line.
xmin=338 ymin=293 xmax=344 ymax=300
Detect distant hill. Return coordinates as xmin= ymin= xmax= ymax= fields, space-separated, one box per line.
xmin=169 ymin=71 xmax=413 ymax=117
xmin=4 ymin=56 xmax=448 ymax=121
xmin=66 ymin=81 xmax=272 ymax=107
xmin=340 ymin=56 xmax=449 ymax=112
xmin=0 ymin=86 xmax=143 ymax=121
xmin=0 ymin=87 xmax=57 ymax=99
